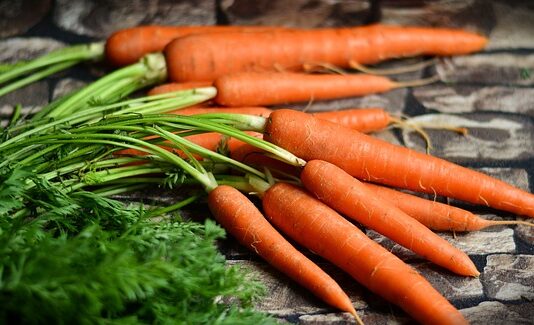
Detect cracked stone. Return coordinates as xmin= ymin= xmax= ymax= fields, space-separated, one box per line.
xmin=220 ymin=0 xmax=371 ymax=28
xmin=368 ymin=227 xmax=515 ymax=259
xmin=401 ymin=113 xmax=534 ymax=162
xmin=227 ymin=260 xmax=367 ymax=316
xmin=435 ymin=53 xmax=534 ymax=86
xmin=483 ymin=254 xmax=534 ymax=301
xmin=412 ymin=85 xmax=534 ymax=116
xmin=0 ymin=0 xmax=51 ymax=38
xmin=461 ymin=301 xmax=533 ymax=325
xmin=52 ymin=78 xmax=88 ymax=100
xmin=487 ymin=1 xmax=534 ymax=50
xmin=380 ymin=0 xmax=493 ymax=35
xmin=53 ymin=0 xmax=215 ymax=38
xmin=0 ymin=37 xmax=65 ymax=63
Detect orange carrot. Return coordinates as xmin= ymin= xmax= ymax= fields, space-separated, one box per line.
xmin=262 ymin=182 xmax=468 ymax=325
xmin=165 ymin=24 xmax=487 ymax=82
xmin=363 ymin=182 xmax=534 ymax=232
xmin=263 ymin=109 xmax=534 ymax=218
xmin=300 ymin=159 xmax=478 ymax=276
xmin=208 ymin=185 xmax=359 ymax=319
xmin=105 ymin=25 xmax=288 ymax=66
xmin=148 ymin=81 xmax=213 ymax=95
xmin=213 ymin=72 xmax=397 ymax=107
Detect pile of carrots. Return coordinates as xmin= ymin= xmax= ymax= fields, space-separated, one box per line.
xmin=9 ymin=22 xmax=534 ymax=324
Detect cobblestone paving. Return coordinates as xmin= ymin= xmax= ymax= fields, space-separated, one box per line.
xmin=1 ymin=1 xmax=532 ymax=324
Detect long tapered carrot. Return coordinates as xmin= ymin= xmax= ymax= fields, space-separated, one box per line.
xmin=262 ymin=182 xmax=468 ymax=325
xmin=105 ymin=25 xmax=288 ymax=67
xmin=300 ymin=159 xmax=478 ymax=276
xmin=263 ymin=109 xmax=534 ymax=218
xmin=363 ymin=182 xmax=534 ymax=232
xmin=208 ymin=185 xmax=360 ymax=320
xmin=213 ymin=72 xmax=399 ymax=107
xmin=165 ymin=24 xmax=487 ymax=82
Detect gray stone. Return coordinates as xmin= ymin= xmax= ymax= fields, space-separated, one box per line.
xmin=0 ymin=0 xmax=51 ymax=38
xmin=227 ymin=260 xmax=368 ymax=316
xmin=299 ymin=312 xmax=359 ymax=324
xmin=413 ymin=85 xmax=534 ymax=116
xmin=220 ymin=0 xmax=371 ymax=28
xmin=0 ymin=81 xmax=49 ymax=123
xmin=380 ymin=0 xmax=493 ymax=34
xmin=368 ymin=227 xmax=515 ymax=258
xmin=53 ymin=0 xmax=216 ymax=38
xmin=52 ymin=78 xmax=88 ymax=100
xmin=435 ymin=53 xmax=534 ymax=86
xmin=487 ymin=2 xmax=534 ymax=50
xmin=461 ymin=301 xmax=533 ymax=325
xmin=414 ymin=262 xmax=484 ymax=301
xmin=0 ymin=37 xmax=65 ymax=63
xmin=401 ymin=113 xmax=534 ymax=162
xmin=483 ymin=254 xmax=534 ymax=301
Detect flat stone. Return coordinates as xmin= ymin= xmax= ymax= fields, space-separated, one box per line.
xmin=368 ymin=227 xmax=515 ymax=259
xmin=0 ymin=0 xmax=51 ymax=38
xmin=379 ymin=0 xmax=493 ymax=34
xmin=435 ymin=53 xmax=534 ymax=86
xmin=414 ymin=262 xmax=484 ymax=301
xmin=412 ymin=84 xmax=534 ymax=116
xmin=0 ymin=81 xmax=49 ymax=122
xmin=52 ymin=78 xmax=88 ymax=100
xmin=299 ymin=312 xmax=361 ymax=324
xmin=53 ymin=0 xmax=215 ymax=38
xmin=487 ymin=2 xmax=534 ymax=50
xmin=219 ymin=0 xmax=371 ymax=28
xmin=0 ymin=37 xmax=65 ymax=63
xmin=461 ymin=301 xmax=534 ymax=325
xmin=402 ymin=113 xmax=534 ymax=162
xmin=228 ymin=260 xmax=368 ymax=316
xmin=483 ymin=254 xmax=534 ymax=301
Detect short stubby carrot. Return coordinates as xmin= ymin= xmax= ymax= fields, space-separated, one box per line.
xmin=364 ymin=182 xmax=534 ymax=232
xmin=165 ymin=24 xmax=487 ymax=82
xmin=262 ymin=183 xmax=468 ymax=325
xmin=300 ymin=159 xmax=478 ymax=276
xmin=208 ymin=185 xmax=359 ymax=318
xmin=105 ymin=25 xmax=288 ymax=66
xmin=213 ymin=72 xmax=396 ymax=107
xmin=263 ymin=109 xmax=534 ymax=218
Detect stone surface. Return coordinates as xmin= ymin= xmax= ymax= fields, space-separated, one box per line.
xmin=228 ymin=260 xmax=368 ymax=317
xmin=0 ymin=0 xmax=51 ymax=38
xmin=461 ymin=301 xmax=534 ymax=325
xmin=401 ymin=113 xmax=534 ymax=162
xmin=435 ymin=53 xmax=534 ymax=86
xmin=483 ymin=254 xmax=534 ymax=301
xmin=0 ymin=37 xmax=64 ymax=63
xmin=220 ymin=0 xmax=372 ymax=28
xmin=412 ymin=85 xmax=534 ymax=116
xmin=380 ymin=0 xmax=493 ymax=34
xmin=53 ymin=0 xmax=216 ymax=38
xmin=487 ymin=1 xmax=534 ymax=50
xmin=52 ymin=78 xmax=88 ymax=100
xmin=414 ymin=262 xmax=484 ymax=301
xmin=368 ymin=228 xmax=516 ymax=259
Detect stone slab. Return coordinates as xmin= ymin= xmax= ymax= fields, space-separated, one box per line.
xmin=483 ymin=254 xmax=534 ymax=301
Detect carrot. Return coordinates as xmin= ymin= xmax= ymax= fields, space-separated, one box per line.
xmin=300 ymin=159 xmax=478 ymax=276
xmin=208 ymin=185 xmax=360 ymax=320
xmin=262 ymin=182 xmax=468 ymax=325
xmin=263 ymin=109 xmax=534 ymax=218
xmin=105 ymin=25 xmax=288 ymax=67
xmin=148 ymin=81 xmax=213 ymax=96
xmin=363 ymin=182 xmax=534 ymax=232
xmin=213 ymin=72 xmax=397 ymax=107
xmin=164 ymin=24 xmax=487 ymax=82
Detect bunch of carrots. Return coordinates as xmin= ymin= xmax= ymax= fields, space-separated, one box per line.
xmin=3 ymin=22 xmax=534 ymax=325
